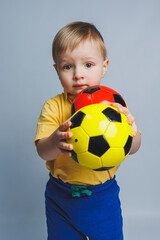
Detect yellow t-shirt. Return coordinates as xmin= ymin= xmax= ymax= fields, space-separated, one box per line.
xmin=35 ymin=91 xmax=119 ymax=185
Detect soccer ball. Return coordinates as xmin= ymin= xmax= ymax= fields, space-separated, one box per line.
xmin=67 ymin=104 xmax=133 ymax=170
xmin=71 ymin=85 xmax=127 ymax=115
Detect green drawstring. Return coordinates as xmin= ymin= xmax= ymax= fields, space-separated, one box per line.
xmin=71 ymin=185 xmax=92 ymax=197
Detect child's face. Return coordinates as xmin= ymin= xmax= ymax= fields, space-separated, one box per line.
xmin=54 ymin=39 xmax=109 ymax=96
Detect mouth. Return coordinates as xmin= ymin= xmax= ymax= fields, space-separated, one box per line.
xmin=73 ymin=84 xmax=88 ymax=89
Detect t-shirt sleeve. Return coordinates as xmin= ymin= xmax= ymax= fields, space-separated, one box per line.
xmin=34 ymin=98 xmax=60 ymax=145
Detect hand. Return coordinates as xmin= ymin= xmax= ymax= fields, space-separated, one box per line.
xmin=111 ymin=103 xmax=138 ymax=136
xmin=51 ymin=120 xmax=73 ymax=157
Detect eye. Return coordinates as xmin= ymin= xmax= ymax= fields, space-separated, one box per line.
xmin=63 ymin=64 xmax=72 ymax=70
xmin=86 ymin=63 xmax=93 ymax=68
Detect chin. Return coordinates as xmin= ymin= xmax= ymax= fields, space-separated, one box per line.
xmin=74 ymin=86 xmax=89 ymax=94
xmin=75 ymin=89 xmax=84 ymax=95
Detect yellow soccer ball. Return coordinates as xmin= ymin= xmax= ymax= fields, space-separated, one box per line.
xmin=67 ymin=104 xmax=133 ymax=170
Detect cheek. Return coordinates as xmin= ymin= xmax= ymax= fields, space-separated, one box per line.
xmin=90 ymin=68 xmax=103 ymax=79
xmin=59 ymin=72 xmax=68 ymax=82
xmin=88 ymin=77 xmax=101 ymax=86
xmin=93 ymin=66 xmax=103 ymax=75
xmin=59 ymin=75 xmax=71 ymax=88
xmin=60 ymin=70 xmax=72 ymax=79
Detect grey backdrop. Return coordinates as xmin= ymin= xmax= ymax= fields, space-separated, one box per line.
xmin=1 ymin=0 xmax=160 ymax=239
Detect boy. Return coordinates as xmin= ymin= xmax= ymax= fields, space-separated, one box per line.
xmin=35 ymin=21 xmax=141 ymax=240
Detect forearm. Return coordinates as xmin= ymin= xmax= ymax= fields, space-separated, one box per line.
xmin=36 ymin=120 xmax=73 ymax=160
xmin=129 ymin=130 xmax=141 ymax=155
xmin=36 ymin=135 xmax=60 ymax=161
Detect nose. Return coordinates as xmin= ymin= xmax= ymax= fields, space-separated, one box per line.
xmin=73 ymin=66 xmax=84 ymax=80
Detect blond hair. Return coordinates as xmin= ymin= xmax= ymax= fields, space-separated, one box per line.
xmin=52 ymin=21 xmax=107 ymax=64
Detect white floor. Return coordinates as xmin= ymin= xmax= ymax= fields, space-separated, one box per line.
xmin=0 ymin=215 xmax=159 ymax=240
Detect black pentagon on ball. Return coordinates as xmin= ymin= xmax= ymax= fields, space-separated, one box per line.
xmin=71 ymin=150 xmax=79 ymax=163
xmin=113 ymin=94 xmax=126 ymax=107
xmin=83 ymin=86 xmax=100 ymax=94
xmin=70 ymin=111 xmax=86 ymax=129
xmin=102 ymin=107 xmax=121 ymax=122
xmin=88 ymin=135 xmax=110 ymax=157
xmin=94 ymin=166 xmax=114 ymax=171
xmin=124 ymin=135 xmax=133 ymax=155
xmin=71 ymin=103 xmax=76 ymax=115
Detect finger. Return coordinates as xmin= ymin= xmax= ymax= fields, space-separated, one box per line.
xmin=111 ymin=103 xmax=129 ymax=114
xmin=60 ymin=149 xmax=72 ymax=157
xmin=126 ymin=113 xmax=135 ymax=125
xmin=59 ymin=141 xmax=73 ymax=151
xmin=112 ymin=103 xmax=134 ymax=121
xmin=111 ymin=103 xmax=137 ymax=136
xmin=58 ymin=131 xmax=72 ymax=140
xmin=132 ymin=122 xmax=138 ymax=136
xmin=59 ymin=120 xmax=72 ymax=131
xmin=111 ymin=102 xmax=122 ymax=108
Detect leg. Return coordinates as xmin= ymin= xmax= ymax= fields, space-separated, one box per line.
xmin=45 ymin=177 xmax=87 ymax=240
xmin=74 ymin=178 xmax=123 ymax=240
xmin=46 ymin=217 xmax=87 ymax=240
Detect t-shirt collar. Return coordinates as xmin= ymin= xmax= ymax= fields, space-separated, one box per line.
xmin=64 ymin=90 xmax=76 ymax=103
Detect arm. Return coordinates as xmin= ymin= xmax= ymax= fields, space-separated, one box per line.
xmin=36 ymin=120 xmax=73 ymax=161
xmin=111 ymin=103 xmax=141 ymax=154
xmin=129 ymin=129 xmax=141 ymax=154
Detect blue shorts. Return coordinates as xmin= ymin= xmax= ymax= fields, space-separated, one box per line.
xmin=45 ymin=174 xmax=123 ymax=240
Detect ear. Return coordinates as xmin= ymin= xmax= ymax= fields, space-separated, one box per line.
xmin=53 ymin=64 xmax=57 ymax=72
xmin=102 ymin=59 xmax=109 ymax=78
xmin=53 ymin=64 xmax=60 ymax=76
